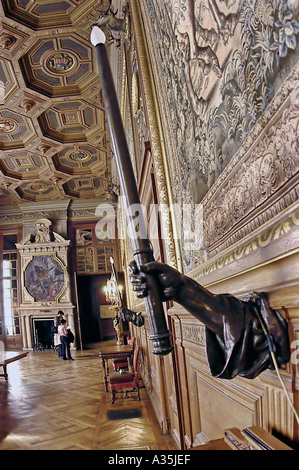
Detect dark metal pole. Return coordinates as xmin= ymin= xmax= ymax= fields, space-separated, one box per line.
xmin=92 ymin=27 xmax=173 ymax=355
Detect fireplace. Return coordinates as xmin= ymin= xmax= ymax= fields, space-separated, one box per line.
xmin=19 ymin=307 xmax=75 ymax=350
xmin=32 ymin=318 xmax=55 ymax=350
xmin=16 ymin=218 xmax=76 ymax=351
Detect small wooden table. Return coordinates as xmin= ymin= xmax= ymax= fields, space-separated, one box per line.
xmin=99 ymin=345 xmax=133 ymax=392
xmin=0 ymin=351 xmax=28 ymax=381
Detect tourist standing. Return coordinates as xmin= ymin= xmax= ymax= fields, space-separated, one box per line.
xmin=58 ymin=319 xmax=74 ymax=361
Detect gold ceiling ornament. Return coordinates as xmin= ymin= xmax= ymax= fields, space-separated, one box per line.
xmin=68 ymin=150 xmax=92 ymax=162
xmin=28 ymin=182 xmax=48 ymax=193
xmin=46 ymin=51 xmax=76 ymax=75
xmin=0 ymin=119 xmax=17 ymax=133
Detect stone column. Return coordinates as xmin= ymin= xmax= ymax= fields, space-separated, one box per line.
xmin=21 ymin=315 xmax=27 ymax=349
xmin=25 ymin=314 xmax=32 ymax=349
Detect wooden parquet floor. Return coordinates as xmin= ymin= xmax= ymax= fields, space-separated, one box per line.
xmin=0 ymin=343 xmax=176 ymax=451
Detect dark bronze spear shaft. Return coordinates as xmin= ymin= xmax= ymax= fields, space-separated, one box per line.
xmin=92 ymin=27 xmax=173 ymax=355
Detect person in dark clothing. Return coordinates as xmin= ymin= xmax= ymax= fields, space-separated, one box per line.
xmin=66 ymin=326 xmax=74 ymax=345
xmin=58 ymin=319 xmax=74 ymax=361
xmin=56 ymin=310 xmax=64 ymax=325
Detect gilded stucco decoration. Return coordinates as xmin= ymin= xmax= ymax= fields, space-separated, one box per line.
xmin=140 ymin=0 xmax=299 ymax=272
xmin=131 ymin=67 xmax=140 ymax=119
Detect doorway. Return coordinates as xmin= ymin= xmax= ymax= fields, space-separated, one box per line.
xmin=76 ymin=274 xmax=115 ymax=348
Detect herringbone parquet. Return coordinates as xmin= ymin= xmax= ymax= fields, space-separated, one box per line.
xmin=0 ymin=343 xmax=176 ymax=451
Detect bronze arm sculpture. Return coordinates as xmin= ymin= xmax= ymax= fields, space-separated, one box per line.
xmin=129 ymin=261 xmax=290 ymax=379
xmin=120 ymin=307 xmax=144 ymax=328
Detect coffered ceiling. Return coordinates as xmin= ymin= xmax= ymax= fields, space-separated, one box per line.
xmin=0 ymin=0 xmax=119 ymax=206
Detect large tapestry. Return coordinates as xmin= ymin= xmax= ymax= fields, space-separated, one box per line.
xmin=142 ymin=0 xmax=299 ymax=272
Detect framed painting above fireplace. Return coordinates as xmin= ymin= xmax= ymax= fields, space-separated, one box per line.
xmin=24 ymin=255 xmax=65 ymax=302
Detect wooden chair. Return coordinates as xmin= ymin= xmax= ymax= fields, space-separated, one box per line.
xmin=112 ymin=337 xmax=135 ymax=372
xmin=109 ymin=345 xmax=141 ymax=404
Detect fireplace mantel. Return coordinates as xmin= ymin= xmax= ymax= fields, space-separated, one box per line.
xmin=16 ymin=218 xmax=75 ymax=350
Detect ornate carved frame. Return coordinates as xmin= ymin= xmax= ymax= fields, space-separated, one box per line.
xmin=16 ymin=219 xmax=71 ymax=307
xmin=16 ymin=218 xmax=75 ymax=350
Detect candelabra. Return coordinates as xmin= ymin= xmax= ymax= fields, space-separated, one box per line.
xmin=104 ymin=274 xmax=123 ymax=345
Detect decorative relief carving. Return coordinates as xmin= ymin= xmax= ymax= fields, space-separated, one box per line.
xmin=0 ymin=213 xmax=23 ymax=224
xmin=16 ymin=218 xmax=72 ymax=306
xmin=69 ymin=208 xmax=100 ymax=220
xmin=22 ymin=210 xmax=67 ymax=221
xmin=174 ymin=320 xmax=181 ymax=340
xmin=139 ymin=348 xmax=152 ymax=393
xmin=0 ymin=34 xmax=16 ymax=50
xmin=181 ymin=323 xmax=206 ymax=346
xmin=195 ymin=207 xmax=299 ymax=280
xmin=0 ymin=22 xmax=29 ymax=56
xmin=34 ymin=218 xmax=53 ymax=243
xmin=20 ymin=99 xmax=35 ymax=112
xmin=203 ymin=99 xmax=299 ymax=252
xmin=131 ymin=58 xmax=147 ymax=147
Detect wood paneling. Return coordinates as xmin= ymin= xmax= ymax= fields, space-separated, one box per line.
xmin=167 ymin=252 xmax=299 ymax=449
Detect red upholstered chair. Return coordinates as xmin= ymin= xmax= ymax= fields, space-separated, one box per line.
xmin=109 ymin=345 xmax=141 ymax=404
xmin=112 ymin=337 xmax=135 ymax=372
xmin=112 ymin=357 xmax=129 ymax=371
